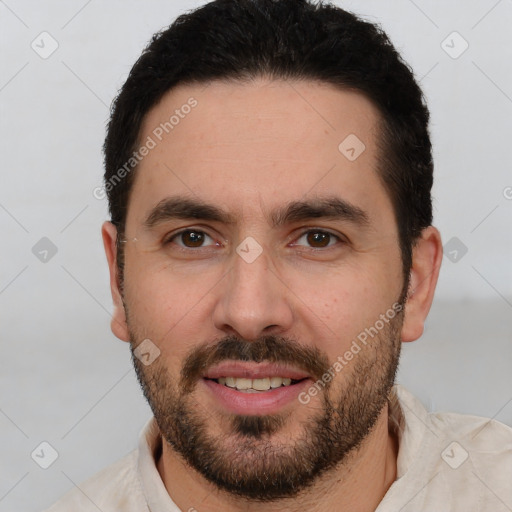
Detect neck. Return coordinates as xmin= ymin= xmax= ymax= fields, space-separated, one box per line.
xmin=156 ymin=402 xmax=399 ymax=512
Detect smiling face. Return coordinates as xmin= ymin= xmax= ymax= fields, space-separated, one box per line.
xmin=104 ymin=78 xmax=414 ymax=499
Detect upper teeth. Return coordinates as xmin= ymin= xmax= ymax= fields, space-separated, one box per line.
xmin=217 ymin=377 xmax=293 ymax=391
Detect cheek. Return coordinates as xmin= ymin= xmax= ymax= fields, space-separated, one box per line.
xmin=126 ymin=250 xmax=207 ymax=309
xmin=123 ymin=259 xmax=220 ymax=350
xmin=287 ymin=264 xmax=397 ymax=356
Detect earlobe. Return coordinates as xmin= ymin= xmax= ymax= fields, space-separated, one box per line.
xmin=401 ymin=226 xmax=443 ymax=343
xmin=101 ymin=221 xmax=130 ymax=342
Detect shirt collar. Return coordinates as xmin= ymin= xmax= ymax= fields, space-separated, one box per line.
xmin=388 ymin=384 xmax=429 ymax=478
xmin=136 ymin=415 xmax=181 ymax=512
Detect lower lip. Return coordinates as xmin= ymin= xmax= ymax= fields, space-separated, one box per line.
xmin=202 ymin=378 xmax=311 ymax=415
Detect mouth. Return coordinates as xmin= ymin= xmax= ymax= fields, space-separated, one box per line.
xmin=201 ymin=362 xmax=312 ymax=415
xmin=206 ymin=376 xmax=306 ymax=393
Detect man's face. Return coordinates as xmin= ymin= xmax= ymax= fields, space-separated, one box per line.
xmin=114 ymin=79 xmax=407 ymax=499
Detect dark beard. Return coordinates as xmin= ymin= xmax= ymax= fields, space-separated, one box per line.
xmin=131 ymin=318 xmax=402 ymax=502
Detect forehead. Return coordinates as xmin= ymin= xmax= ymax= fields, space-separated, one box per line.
xmin=127 ymin=78 xmax=393 ymax=229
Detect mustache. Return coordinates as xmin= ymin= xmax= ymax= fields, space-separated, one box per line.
xmin=180 ymin=335 xmax=331 ymax=393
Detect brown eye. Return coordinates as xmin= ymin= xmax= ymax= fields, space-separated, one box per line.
xmin=306 ymin=231 xmax=332 ymax=248
xmin=181 ymin=230 xmax=206 ymax=247
xmin=293 ymin=230 xmax=340 ymax=249
xmin=167 ymin=230 xmax=214 ymax=248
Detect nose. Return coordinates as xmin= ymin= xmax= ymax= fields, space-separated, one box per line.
xmin=212 ymin=249 xmax=294 ymax=341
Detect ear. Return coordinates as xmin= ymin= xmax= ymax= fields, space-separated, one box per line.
xmin=401 ymin=226 xmax=443 ymax=342
xmin=101 ymin=221 xmax=130 ymax=342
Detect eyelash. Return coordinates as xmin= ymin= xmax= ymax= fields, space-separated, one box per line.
xmin=164 ymin=228 xmax=345 ymax=250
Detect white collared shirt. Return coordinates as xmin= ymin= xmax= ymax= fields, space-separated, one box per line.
xmin=44 ymin=385 xmax=512 ymax=511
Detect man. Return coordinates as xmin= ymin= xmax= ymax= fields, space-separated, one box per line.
xmin=46 ymin=0 xmax=512 ymax=510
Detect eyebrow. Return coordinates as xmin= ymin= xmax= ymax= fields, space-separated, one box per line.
xmin=270 ymin=197 xmax=370 ymax=228
xmin=143 ymin=196 xmax=370 ymax=229
xmin=144 ymin=197 xmax=236 ymax=228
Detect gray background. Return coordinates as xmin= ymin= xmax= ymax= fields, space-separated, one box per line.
xmin=0 ymin=0 xmax=511 ymax=511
